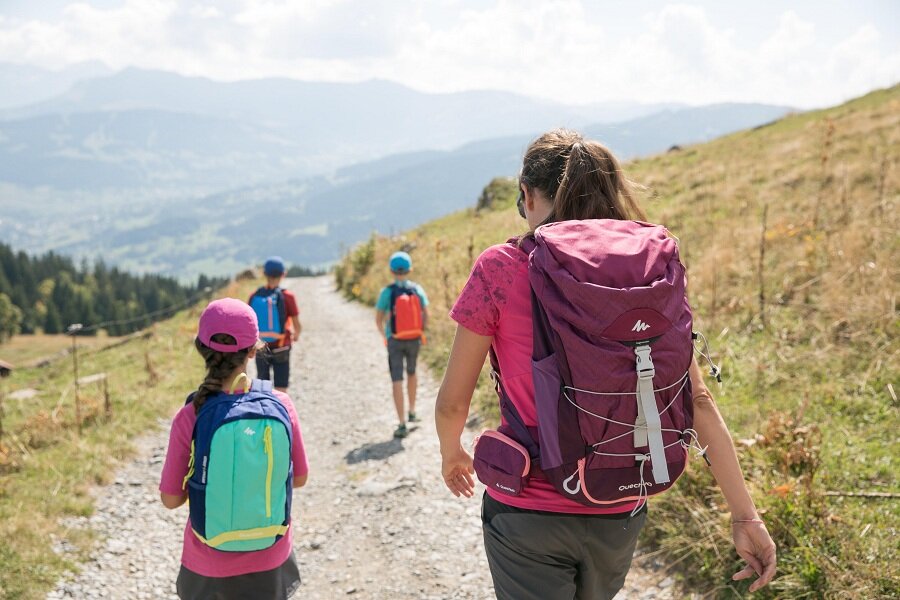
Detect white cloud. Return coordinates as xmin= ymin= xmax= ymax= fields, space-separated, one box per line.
xmin=0 ymin=1 xmax=897 ymax=108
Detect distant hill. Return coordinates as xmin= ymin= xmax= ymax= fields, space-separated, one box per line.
xmin=0 ymin=67 xmax=677 ymax=185
xmin=0 ymin=109 xmax=310 ymax=190
xmin=0 ymin=61 xmax=111 ymax=110
xmin=1 ymin=100 xmax=789 ymax=277
xmin=0 ymin=66 xmax=791 ymax=277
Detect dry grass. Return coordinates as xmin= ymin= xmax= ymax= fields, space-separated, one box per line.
xmin=0 ymin=278 xmax=256 ymax=600
xmin=0 ymin=333 xmax=121 ymax=370
xmin=337 ymin=85 xmax=900 ymax=598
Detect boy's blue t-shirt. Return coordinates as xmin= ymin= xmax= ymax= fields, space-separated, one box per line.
xmin=376 ymin=280 xmax=429 ymax=339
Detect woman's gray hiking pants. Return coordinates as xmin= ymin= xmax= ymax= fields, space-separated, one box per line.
xmin=481 ymin=492 xmax=646 ymax=600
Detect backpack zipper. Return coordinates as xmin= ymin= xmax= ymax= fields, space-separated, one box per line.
xmin=263 ymin=425 xmax=273 ymax=518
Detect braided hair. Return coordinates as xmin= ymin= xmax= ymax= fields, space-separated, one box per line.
xmin=192 ymin=333 xmax=252 ymax=413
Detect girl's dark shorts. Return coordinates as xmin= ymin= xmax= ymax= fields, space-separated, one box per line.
xmin=481 ymin=492 xmax=647 ymax=600
xmin=175 ymin=551 xmax=300 ymax=599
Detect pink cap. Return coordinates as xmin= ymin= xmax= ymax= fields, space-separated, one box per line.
xmin=197 ymin=298 xmax=259 ymax=352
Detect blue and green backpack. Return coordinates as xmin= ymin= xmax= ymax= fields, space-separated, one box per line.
xmin=183 ymin=378 xmax=293 ymax=552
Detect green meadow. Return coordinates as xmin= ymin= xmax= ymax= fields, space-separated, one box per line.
xmin=0 ymin=279 xmax=256 ymax=600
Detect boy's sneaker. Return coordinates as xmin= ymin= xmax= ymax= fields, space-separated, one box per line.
xmin=407 ymin=411 xmax=419 ymax=422
xmin=393 ymin=423 xmax=408 ymax=439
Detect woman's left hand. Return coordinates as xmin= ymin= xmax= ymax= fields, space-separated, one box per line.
xmin=731 ymin=520 xmax=777 ymax=592
xmin=441 ymin=444 xmax=475 ymax=498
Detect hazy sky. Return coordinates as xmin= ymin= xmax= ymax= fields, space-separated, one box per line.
xmin=1 ymin=0 xmax=898 ymax=108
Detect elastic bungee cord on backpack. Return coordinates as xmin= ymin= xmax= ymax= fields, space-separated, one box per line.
xmin=557 ymin=334 xmax=722 ymax=514
xmin=693 ymin=331 xmax=722 ymax=383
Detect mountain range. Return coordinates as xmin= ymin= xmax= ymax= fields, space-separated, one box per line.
xmin=0 ymin=64 xmax=792 ymax=278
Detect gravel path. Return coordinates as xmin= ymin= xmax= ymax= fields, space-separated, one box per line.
xmin=47 ymin=276 xmax=674 ymax=599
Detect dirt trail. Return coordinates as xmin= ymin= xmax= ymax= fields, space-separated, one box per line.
xmin=48 ymin=276 xmax=673 ymax=599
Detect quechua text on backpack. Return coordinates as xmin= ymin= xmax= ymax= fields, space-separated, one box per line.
xmin=250 ymin=287 xmax=287 ymax=345
xmin=389 ymin=283 xmax=424 ymax=340
xmin=183 ymin=379 xmax=294 ymax=551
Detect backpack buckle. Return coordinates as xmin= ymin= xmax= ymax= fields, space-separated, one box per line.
xmin=634 ymin=345 xmax=655 ymax=380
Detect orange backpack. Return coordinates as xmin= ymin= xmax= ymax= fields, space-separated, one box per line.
xmin=390 ymin=284 xmax=424 ymax=340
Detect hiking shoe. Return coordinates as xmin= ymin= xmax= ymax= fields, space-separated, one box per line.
xmin=393 ymin=423 xmax=408 ymax=439
xmin=407 ymin=411 xmax=419 ymax=422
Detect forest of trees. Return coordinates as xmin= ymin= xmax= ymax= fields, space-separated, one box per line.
xmin=0 ymin=242 xmax=227 ymax=341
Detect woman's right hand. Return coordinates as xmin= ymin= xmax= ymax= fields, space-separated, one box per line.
xmin=441 ymin=444 xmax=475 ymax=498
xmin=731 ymin=521 xmax=777 ymax=592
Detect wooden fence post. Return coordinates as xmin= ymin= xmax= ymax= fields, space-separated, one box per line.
xmin=103 ymin=376 xmax=111 ymax=420
xmin=0 ymin=378 xmax=5 ymax=440
xmin=67 ymin=324 xmax=83 ymax=433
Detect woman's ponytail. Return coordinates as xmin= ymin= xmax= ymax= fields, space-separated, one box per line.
xmin=550 ymin=139 xmax=646 ymax=223
xmin=520 ymin=128 xmax=647 ymax=227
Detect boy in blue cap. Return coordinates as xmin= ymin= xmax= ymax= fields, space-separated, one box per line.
xmin=248 ymin=256 xmax=301 ymax=392
xmin=375 ymin=252 xmax=428 ymax=438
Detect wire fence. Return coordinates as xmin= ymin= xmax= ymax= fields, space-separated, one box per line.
xmin=64 ymin=286 xmax=213 ymax=337
xmin=60 ymin=286 xmax=214 ymax=435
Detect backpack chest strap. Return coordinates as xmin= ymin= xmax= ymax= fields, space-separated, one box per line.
xmin=635 ymin=344 xmax=670 ymax=484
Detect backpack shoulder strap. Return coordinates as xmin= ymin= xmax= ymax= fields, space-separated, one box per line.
xmin=250 ymin=378 xmax=274 ymax=394
xmin=273 ymin=287 xmax=287 ymax=323
xmin=389 ymin=282 xmax=411 ymax=308
xmin=520 ymin=236 xmax=537 ymax=254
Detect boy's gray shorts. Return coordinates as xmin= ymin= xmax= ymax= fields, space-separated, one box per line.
xmin=481 ymin=492 xmax=646 ymax=600
xmin=387 ymin=337 xmax=420 ymax=382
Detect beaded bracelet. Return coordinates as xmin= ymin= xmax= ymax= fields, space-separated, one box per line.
xmin=732 ymin=518 xmax=765 ymax=525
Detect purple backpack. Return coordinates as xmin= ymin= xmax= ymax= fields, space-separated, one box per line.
xmin=473 ymin=219 xmax=703 ymax=512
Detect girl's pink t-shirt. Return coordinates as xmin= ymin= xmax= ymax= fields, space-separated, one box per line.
xmin=450 ymin=242 xmax=636 ymax=514
xmin=159 ymin=389 xmax=309 ymax=578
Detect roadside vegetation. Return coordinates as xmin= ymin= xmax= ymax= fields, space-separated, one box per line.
xmin=0 ymin=278 xmax=254 ymax=600
xmin=336 ymin=85 xmax=899 ymax=598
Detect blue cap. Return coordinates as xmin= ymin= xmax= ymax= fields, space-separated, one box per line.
xmin=389 ymin=251 xmax=412 ymax=273
xmin=263 ymin=256 xmax=286 ymax=276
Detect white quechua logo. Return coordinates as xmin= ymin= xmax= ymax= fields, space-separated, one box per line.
xmin=631 ymin=320 xmax=650 ymax=332
xmin=243 ymin=427 xmax=256 ymax=436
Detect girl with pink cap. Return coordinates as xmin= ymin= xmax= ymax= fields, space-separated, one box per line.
xmin=159 ymin=298 xmax=309 ymax=599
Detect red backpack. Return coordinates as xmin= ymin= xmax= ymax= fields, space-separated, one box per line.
xmin=473 ymin=220 xmax=717 ymax=514
xmin=389 ymin=284 xmax=424 ymax=340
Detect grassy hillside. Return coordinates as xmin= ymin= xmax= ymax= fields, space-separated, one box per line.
xmin=0 ymin=278 xmax=256 ymax=600
xmin=0 ymin=333 xmax=119 ymax=369
xmin=336 ymin=85 xmax=899 ymax=598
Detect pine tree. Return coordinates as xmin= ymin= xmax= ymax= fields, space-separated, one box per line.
xmin=0 ymin=292 xmax=22 ymax=342
xmin=43 ymin=302 xmax=63 ymax=335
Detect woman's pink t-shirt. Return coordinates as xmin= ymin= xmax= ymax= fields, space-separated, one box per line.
xmin=159 ymin=389 xmax=309 ymax=578
xmin=450 ymin=242 xmax=636 ymax=514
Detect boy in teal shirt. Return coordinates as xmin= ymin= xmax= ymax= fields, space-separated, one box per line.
xmin=375 ymin=252 xmax=429 ymax=438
